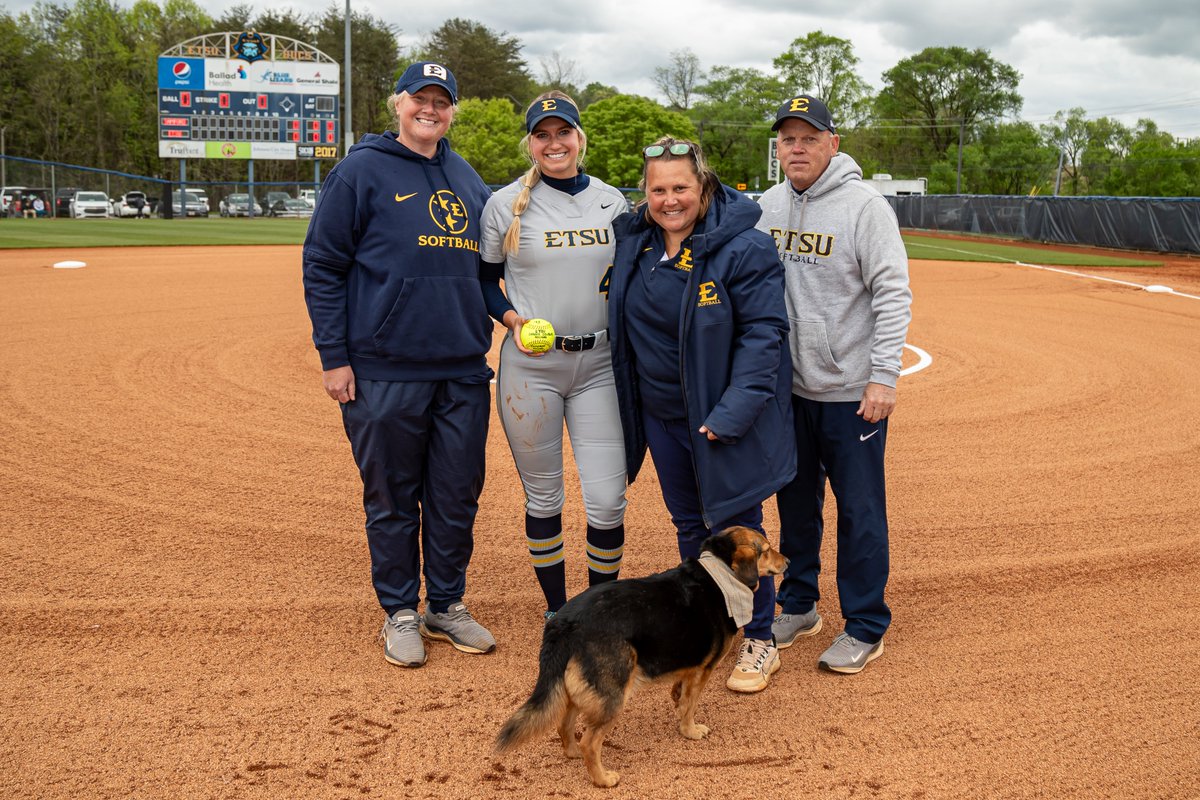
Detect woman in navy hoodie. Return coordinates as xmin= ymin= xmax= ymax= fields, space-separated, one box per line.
xmin=302 ymin=62 xmax=496 ymax=669
xmin=608 ymin=137 xmax=796 ymax=693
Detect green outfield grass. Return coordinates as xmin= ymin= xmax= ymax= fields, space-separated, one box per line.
xmin=0 ymin=217 xmax=312 ymax=249
xmin=0 ymin=217 xmax=1165 ymax=268
xmin=902 ymin=232 xmax=1162 ymax=267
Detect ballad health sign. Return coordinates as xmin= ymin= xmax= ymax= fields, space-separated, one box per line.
xmin=158 ymin=31 xmax=340 ymax=160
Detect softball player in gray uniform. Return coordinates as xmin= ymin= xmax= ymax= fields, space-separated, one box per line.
xmin=480 ymin=92 xmax=627 ymax=619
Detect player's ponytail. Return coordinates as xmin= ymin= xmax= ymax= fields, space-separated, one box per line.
xmin=503 ymin=155 xmax=540 ymax=257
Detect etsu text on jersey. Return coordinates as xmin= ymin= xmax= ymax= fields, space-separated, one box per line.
xmin=766 ymin=229 xmax=835 ymax=259
xmin=543 ymin=228 xmax=612 ymax=248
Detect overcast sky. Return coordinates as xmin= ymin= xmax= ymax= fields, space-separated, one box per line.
xmin=10 ymin=0 xmax=1200 ymax=137
xmin=377 ymin=1 xmax=1200 ymax=139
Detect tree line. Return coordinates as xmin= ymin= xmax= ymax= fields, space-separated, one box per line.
xmin=2 ymin=3 xmax=1197 ymax=196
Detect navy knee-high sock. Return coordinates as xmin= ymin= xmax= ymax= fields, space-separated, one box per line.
xmin=586 ymin=523 xmax=624 ymax=585
xmin=526 ymin=513 xmax=567 ymax=612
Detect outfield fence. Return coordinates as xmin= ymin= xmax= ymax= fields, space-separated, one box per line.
xmin=889 ymin=194 xmax=1200 ymax=255
xmin=1 ymin=155 xmax=320 ymax=218
xmin=10 ymin=154 xmax=1194 ymax=253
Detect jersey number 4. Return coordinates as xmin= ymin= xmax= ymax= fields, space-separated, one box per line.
xmin=599 ymin=265 xmax=612 ymax=298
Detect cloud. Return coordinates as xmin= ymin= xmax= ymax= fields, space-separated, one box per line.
xmin=7 ymin=0 xmax=1198 ymax=135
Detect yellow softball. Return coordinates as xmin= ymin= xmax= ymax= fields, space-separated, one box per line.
xmin=519 ymin=318 xmax=556 ymax=354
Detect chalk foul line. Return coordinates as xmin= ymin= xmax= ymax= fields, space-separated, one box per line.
xmin=1013 ymin=261 xmax=1200 ymax=300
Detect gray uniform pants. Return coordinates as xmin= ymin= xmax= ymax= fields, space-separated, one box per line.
xmin=496 ymin=334 xmax=626 ymax=529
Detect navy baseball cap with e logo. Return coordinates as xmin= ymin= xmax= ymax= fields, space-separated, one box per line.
xmin=525 ymin=97 xmax=582 ymax=133
xmin=772 ymin=94 xmax=836 ymax=133
xmin=395 ymin=62 xmax=458 ymax=103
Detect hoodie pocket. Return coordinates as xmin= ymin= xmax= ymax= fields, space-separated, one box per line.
xmin=789 ymin=318 xmax=846 ymax=393
xmin=373 ymin=276 xmax=491 ymax=362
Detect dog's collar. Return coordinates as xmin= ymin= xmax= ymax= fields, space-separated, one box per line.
xmin=698 ymin=552 xmax=754 ymax=628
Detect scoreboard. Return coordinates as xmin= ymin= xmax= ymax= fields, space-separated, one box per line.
xmin=158 ymin=32 xmax=340 ymax=160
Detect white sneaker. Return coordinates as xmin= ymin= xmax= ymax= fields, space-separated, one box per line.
xmin=726 ymin=637 xmax=780 ymax=693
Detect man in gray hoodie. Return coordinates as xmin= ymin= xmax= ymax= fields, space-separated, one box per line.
xmin=755 ymin=94 xmax=911 ymax=674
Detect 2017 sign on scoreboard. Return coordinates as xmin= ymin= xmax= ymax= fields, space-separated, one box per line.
xmin=158 ymin=32 xmax=340 ymax=161
xmin=298 ymin=145 xmax=341 ymax=159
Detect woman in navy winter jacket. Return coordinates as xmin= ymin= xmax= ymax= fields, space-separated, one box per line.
xmin=608 ymin=136 xmax=796 ymax=694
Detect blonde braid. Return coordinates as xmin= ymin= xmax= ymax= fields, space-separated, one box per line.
xmin=503 ymin=141 xmax=541 ymax=256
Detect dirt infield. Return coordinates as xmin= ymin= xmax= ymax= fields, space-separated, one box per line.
xmin=2 ymin=245 xmax=1198 ymax=799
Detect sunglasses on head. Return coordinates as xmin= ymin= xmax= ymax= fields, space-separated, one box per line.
xmin=643 ymin=142 xmax=693 ymax=158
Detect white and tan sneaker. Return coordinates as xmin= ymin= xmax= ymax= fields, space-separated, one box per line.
xmin=726 ymin=637 xmax=780 ymax=693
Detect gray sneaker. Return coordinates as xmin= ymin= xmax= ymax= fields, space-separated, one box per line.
xmin=772 ymin=608 xmax=823 ymax=649
xmin=818 ymin=632 xmax=883 ymax=674
xmin=420 ymin=603 xmax=496 ymax=654
xmin=380 ymin=609 xmax=426 ymax=668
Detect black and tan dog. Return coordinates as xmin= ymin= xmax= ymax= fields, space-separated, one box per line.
xmin=495 ymin=526 xmax=788 ymax=788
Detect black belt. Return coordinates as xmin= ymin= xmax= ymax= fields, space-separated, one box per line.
xmin=554 ymin=332 xmax=604 ymax=352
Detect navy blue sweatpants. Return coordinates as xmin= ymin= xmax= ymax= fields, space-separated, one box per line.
xmin=643 ymin=412 xmax=776 ymax=641
xmin=341 ymin=378 xmax=490 ymax=615
xmin=775 ymin=395 xmax=891 ymax=643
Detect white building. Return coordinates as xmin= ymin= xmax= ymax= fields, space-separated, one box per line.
xmin=865 ymin=174 xmax=927 ymax=196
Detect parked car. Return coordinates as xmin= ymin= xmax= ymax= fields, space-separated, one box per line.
xmin=1 ymin=185 xmax=27 ymax=217
xmin=111 ymin=191 xmax=150 ymax=218
xmin=159 ymin=191 xmax=208 ymax=218
xmin=0 ymin=187 xmax=50 ymax=218
xmin=219 ymin=193 xmax=264 ymax=217
xmin=55 ymin=187 xmax=84 ymax=217
xmin=183 ymin=187 xmax=211 ymax=215
xmin=70 ymin=190 xmax=112 ymax=218
xmin=269 ymin=198 xmax=314 ymax=218
xmin=299 ymin=189 xmax=318 ymax=208
xmin=261 ymin=192 xmax=293 ymax=216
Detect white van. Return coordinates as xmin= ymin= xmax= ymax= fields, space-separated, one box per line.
xmin=300 ymin=189 xmax=318 ymax=208
xmin=1 ymin=185 xmax=27 ymax=216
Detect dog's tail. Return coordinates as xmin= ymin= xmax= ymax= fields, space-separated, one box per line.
xmin=495 ymin=637 xmax=571 ymax=752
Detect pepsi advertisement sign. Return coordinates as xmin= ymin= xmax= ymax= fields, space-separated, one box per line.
xmin=157 ymin=57 xmax=205 ymax=90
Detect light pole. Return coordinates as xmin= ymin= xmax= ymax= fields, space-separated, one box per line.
xmin=1054 ymin=143 xmax=1065 ymax=196
xmin=344 ymin=0 xmax=352 ymax=156
xmin=956 ymin=118 xmax=964 ymax=194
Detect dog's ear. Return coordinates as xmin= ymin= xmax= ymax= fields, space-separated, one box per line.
xmin=731 ymin=540 xmax=760 ymax=588
xmin=721 ymin=527 xmax=762 ymax=588
xmin=701 ymin=529 xmax=736 ymax=566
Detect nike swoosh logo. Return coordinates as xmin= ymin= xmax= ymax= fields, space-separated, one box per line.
xmin=860 ymin=430 xmax=879 ymax=442
xmin=601 ymin=202 xmax=614 ymax=209
xmin=394 ymin=192 xmax=418 ymax=203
